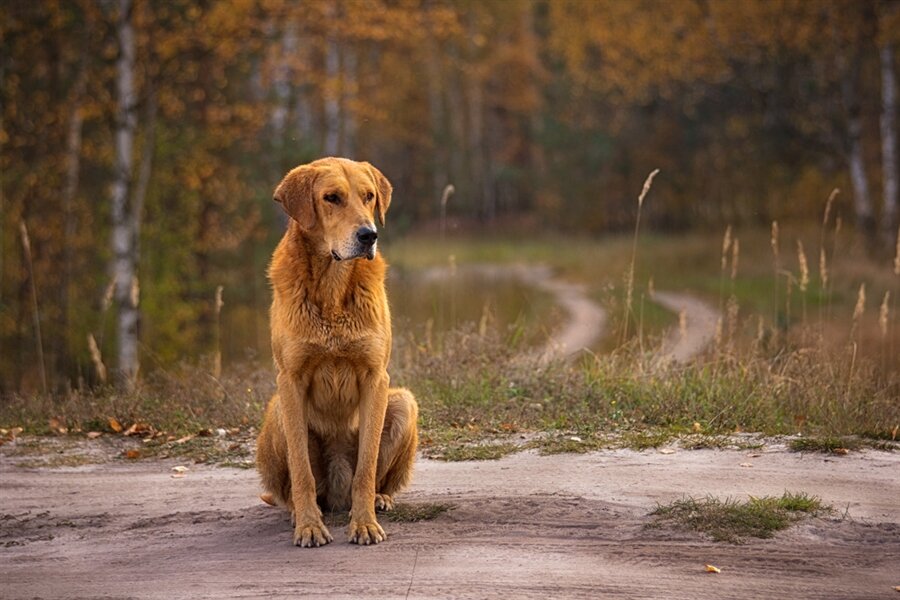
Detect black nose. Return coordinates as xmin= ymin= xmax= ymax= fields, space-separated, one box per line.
xmin=356 ymin=226 xmax=377 ymax=246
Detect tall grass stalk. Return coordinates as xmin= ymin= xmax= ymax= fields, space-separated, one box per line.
xmin=213 ymin=285 xmax=224 ymax=379
xmin=719 ymin=225 xmax=732 ymax=315
xmin=818 ymin=190 xmax=838 ymax=329
xmin=439 ymin=184 xmax=455 ymax=241
xmin=770 ymin=220 xmax=780 ymax=333
xmin=797 ymin=240 xmax=809 ymax=321
xmin=19 ymin=221 xmax=47 ymax=394
xmin=622 ymin=168 xmax=659 ymax=343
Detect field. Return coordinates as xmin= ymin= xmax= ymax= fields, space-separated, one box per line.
xmin=3 ymin=224 xmax=900 ymax=599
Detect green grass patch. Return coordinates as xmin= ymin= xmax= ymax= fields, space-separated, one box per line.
xmin=788 ymin=436 xmax=861 ymax=453
xmin=788 ymin=436 xmax=898 ymax=453
xmin=651 ymin=492 xmax=830 ymax=543
xmin=435 ymin=443 xmax=520 ymax=461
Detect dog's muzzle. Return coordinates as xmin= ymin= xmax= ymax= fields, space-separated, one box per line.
xmin=332 ymin=226 xmax=378 ymax=261
xmin=356 ymin=226 xmax=377 ymax=261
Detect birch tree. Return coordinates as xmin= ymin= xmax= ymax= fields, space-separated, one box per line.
xmin=110 ymin=0 xmax=139 ymax=387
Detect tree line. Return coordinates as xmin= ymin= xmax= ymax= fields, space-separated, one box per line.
xmin=1 ymin=0 xmax=898 ymax=392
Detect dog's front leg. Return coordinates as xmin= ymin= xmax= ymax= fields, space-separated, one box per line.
xmin=277 ymin=371 xmax=333 ymax=547
xmin=348 ymin=370 xmax=389 ymax=545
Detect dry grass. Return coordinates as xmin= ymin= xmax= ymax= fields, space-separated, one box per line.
xmin=651 ymin=492 xmax=830 ymax=543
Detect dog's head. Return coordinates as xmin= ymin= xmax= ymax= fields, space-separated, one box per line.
xmin=274 ymin=157 xmax=392 ymax=261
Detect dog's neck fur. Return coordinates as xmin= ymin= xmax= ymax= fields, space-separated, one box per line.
xmin=272 ymin=220 xmax=385 ymax=317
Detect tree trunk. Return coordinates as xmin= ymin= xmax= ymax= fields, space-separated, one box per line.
xmin=425 ymin=18 xmax=448 ymax=203
xmin=111 ymin=0 xmax=139 ymax=388
xmin=323 ymin=4 xmax=341 ymax=157
xmin=270 ymin=23 xmax=297 ymax=145
xmin=881 ymin=41 xmax=898 ymax=241
xmin=341 ymin=47 xmax=356 ymax=158
xmin=842 ymin=55 xmax=876 ymax=238
xmin=59 ymin=57 xmax=87 ymax=386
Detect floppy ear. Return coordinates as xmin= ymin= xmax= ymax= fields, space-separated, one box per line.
xmin=365 ymin=162 xmax=393 ymax=226
xmin=274 ymin=165 xmax=318 ymax=230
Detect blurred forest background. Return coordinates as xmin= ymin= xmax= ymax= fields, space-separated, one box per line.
xmin=2 ymin=0 xmax=900 ymax=395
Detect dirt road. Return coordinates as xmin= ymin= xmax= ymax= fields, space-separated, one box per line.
xmin=420 ymin=263 xmax=720 ymax=362
xmin=3 ymin=446 xmax=898 ymax=599
xmin=653 ymin=290 xmax=720 ymax=363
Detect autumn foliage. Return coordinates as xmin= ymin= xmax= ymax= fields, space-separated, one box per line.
xmin=1 ymin=0 xmax=898 ymax=391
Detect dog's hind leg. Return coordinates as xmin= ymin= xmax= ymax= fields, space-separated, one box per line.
xmin=374 ymin=388 xmax=419 ymax=511
xmin=257 ymin=396 xmax=292 ymax=509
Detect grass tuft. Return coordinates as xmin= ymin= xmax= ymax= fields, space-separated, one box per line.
xmin=651 ymin=492 xmax=830 ymax=543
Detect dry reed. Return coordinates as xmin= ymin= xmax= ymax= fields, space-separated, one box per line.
xmin=213 ymin=285 xmax=224 ymax=379
xmin=19 ymin=221 xmax=47 ymax=394
xmin=623 ymin=168 xmax=659 ymax=343
xmin=87 ymin=333 xmax=107 ymax=384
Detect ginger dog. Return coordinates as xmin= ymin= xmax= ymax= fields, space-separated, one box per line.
xmin=256 ymin=157 xmax=418 ymax=547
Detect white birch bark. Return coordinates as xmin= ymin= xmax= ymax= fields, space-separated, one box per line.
xmin=111 ymin=0 xmax=139 ymax=387
xmin=842 ymin=57 xmax=876 ymax=236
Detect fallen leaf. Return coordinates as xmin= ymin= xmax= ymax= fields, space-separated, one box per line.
xmin=893 ymin=585 xmax=900 ymax=592
xmin=739 ymin=462 xmax=753 ymax=468
xmin=197 ymin=428 xmax=213 ymax=437
xmin=171 ymin=473 xmax=186 ymax=479
xmin=124 ymin=449 xmax=141 ymax=460
xmin=705 ymin=564 xmax=721 ymax=574
xmin=747 ymin=453 xmax=761 ymax=458
xmin=108 ymin=417 xmax=123 ymax=433
xmin=86 ymin=431 xmax=102 ymax=439
xmin=692 ymin=422 xmax=702 ymax=433
xmin=11 ymin=427 xmax=23 ymax=437
xmin=568 ymin=436 xmax=582 ymax=442
xmin=659 ymin=448 xmax=675 ymax=454
xmin=833 ymin=448 xmax=850 ymax=455
xmin=228 ymin=443 xmax=241 ymax=451
xmin=174 ymin=434 xmax=195 ymax=444
xmin=49 ymin=417 xmax=63 ymax=430
xmin=216 ymin=428 xmax=227 ymax=437
xmin=124 ymin=422 xmax=152 ymax=436
xmin=171 ymin=465 xmax=189 ymax=473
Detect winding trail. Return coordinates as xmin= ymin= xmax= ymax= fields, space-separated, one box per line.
xmin=653 ymin=291 xmax=720 ymax=363
xmin=420 ymin=263 xmax=719 ymax=362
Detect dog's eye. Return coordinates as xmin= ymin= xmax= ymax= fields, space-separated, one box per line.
xmin=365 ymin=191 xmax=374 ymax=202
xmin=324 ymin=193 xmax=340 ymax=204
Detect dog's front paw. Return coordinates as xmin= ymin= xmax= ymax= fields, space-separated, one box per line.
xmin=293 ymin=519 xmax=333 ymax=548
xmin=348 ymin=517 xmax=386 ymax=545
xmin=374 ymin=493 xmax=395 ymax=512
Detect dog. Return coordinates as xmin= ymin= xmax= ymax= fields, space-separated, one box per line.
xmin=256 ymin=157 xmax=418 ymax=547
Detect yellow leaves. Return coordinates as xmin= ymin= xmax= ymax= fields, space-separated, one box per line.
xmin=108 ymin=417 xmax=124 ymax=433
xmin=705 ymin=564 xmax=721 ymax=573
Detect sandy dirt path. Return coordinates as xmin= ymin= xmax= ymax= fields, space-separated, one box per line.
xmin=419 ymin=263 xmax=607 ymax=361
xmin=2 ymin=447 xmax=898 ymax=599
xmin=420 ymin=264 xmax=722 ymax=362
xmin=652 ymin=290 xmax=720 ymax=363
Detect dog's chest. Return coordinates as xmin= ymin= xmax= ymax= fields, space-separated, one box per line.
xmin=308 ymin=358 xmax=363 ymax=423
